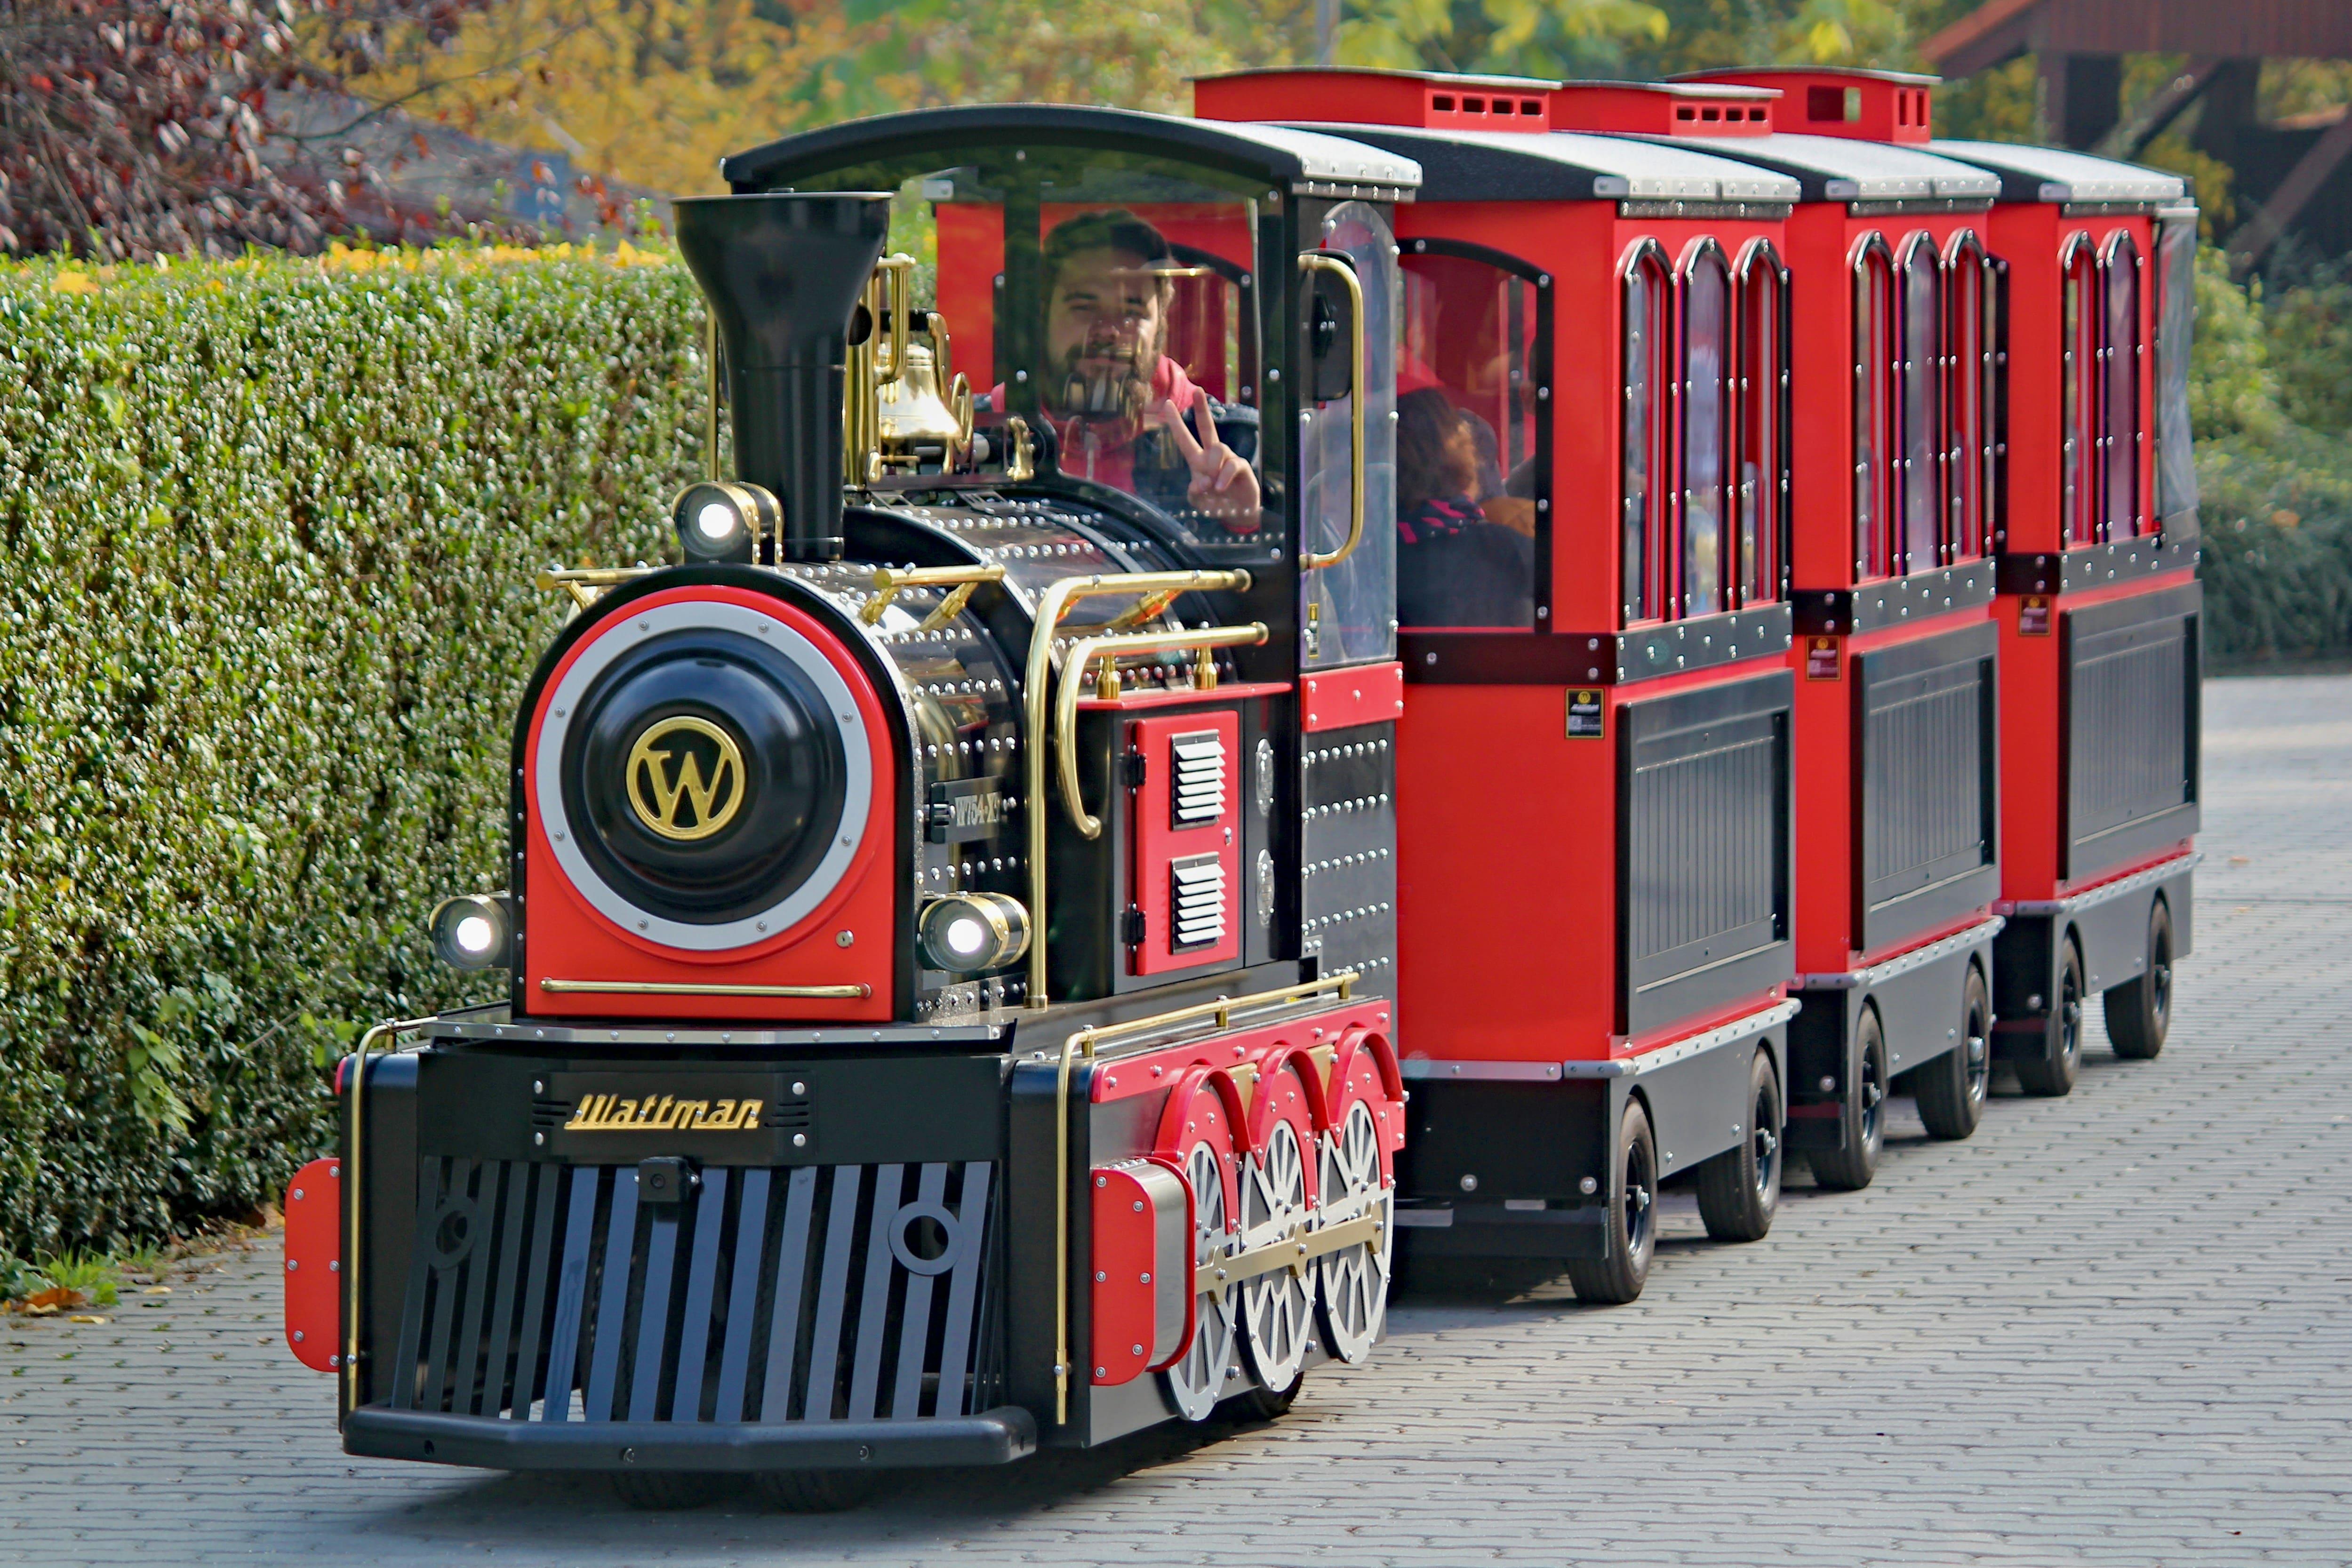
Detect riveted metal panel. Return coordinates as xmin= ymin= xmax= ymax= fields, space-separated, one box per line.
xmin=1299 ymin=720 xmax=1399 ymax=990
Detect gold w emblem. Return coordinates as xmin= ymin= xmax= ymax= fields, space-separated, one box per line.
xmin=625 ymin=716 xmax=745 ymax=841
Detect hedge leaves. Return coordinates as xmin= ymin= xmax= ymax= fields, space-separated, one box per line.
xmin=0 ymin=251 xmax=696 ymax=1254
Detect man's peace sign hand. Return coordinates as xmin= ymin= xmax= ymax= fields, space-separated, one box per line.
xmin=1152 ymin=385 xmax=1262 ymax=531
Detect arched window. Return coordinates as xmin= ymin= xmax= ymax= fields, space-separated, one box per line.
xmin=1620 ymin=240 xmax=1673 ymax=624
xmin=1733 ymin=238 xmax=1791 ymax=607
xmin=1941 ymin=230 xmax=2000 ymax=563
xmin=2060 ymin=232 xmax=2101 ymax=546
xmin=1678 ymin=240 xmax=1732 ymax=617
xmin=1851 ymin=233 xmax=1898 ymax=579
xmin=1896 ymin=232 xmax=1943 ymax=573
xmin=2100 ymin=231 xmax=2144 ymax=540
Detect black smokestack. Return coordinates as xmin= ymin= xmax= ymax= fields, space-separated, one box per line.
xmin=674 ymin=192 xmax=892 ymax=563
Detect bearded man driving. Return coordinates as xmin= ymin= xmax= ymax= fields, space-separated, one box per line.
xmin=1036 ymin=209 xmax=1261 ymax=530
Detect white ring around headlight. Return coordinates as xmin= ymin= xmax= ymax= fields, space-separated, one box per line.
xmin=534 ymin=598 xmax=875 ymax=953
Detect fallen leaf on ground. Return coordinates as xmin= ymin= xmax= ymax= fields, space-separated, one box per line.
xmin=67 ymin=1315 xmax=107 ymax=1325
xmin=21 ymin=1288 xmax=87 ymax=1311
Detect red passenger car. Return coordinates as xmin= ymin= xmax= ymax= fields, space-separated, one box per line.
xmin=1204 ymin=69 xmax=1812 ymax=1298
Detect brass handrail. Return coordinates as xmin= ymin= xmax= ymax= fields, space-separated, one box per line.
xmin=533 ymin=565 xmax=656 ymax=612
xmin=1053 ymin=623 xmax=1270 ymax=839
xmin=1297 ymin=252 xmax=1368 ymax=572
xmin=1049 ymin=967 xmax=1359 ymax=1425
xmin=1021 ymin=570 xmax=1251 ymax=1010
xmin=340 ymin=1014 xmax=440 ymax=1417
xmin=859 ymin=562 xmax=1007 ymax=627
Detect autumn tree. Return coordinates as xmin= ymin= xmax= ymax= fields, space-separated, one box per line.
xmin=0 ymin=0 xmax=543 ymax=257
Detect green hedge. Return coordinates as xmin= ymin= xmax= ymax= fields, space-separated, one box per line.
xmin=0 ymin=250 xmax=698 ymax=1256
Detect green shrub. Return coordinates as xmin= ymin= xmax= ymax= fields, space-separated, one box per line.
xmin=0 ymin=248 xmax=698 ymax=1256
xmin=2192 ymin=246 xmax=2352 ymax=659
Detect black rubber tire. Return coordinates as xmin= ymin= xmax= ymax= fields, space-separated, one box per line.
xmin=1216 ymin=1368 xmax=1302 ymax=1423
xmin=1565 ymin=1099 xmax=1657 ymax=1304
xmin=1807 ymin=1010 xmax=1888 ymax=1191
xmin=1694 ymin=1048 xmax=1782 ymax=1243
xmin=1916 ymin=966 xmax=1992 ymax=1140
xmin=610 ymin=1470 xmax=742 ymax=1511
xmin=2104 ymin=900 xmax=2174 ymax=1061
xmin=751 ymin=1469 xmax=897 ymax=1513
xmin=2016 ymin=941 xmax=2085 ymax=1096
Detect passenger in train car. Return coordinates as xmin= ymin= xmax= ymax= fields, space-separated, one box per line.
xmin=1035 ymin=208 xmax=1262 ymax=530
xmin=1393 ymin=387 xmax=1534 ymax=627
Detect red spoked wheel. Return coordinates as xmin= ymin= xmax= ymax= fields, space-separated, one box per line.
xmin=1152 ymin=1069 xmax=1245 ymax=1422
xmin=1237 ymin=1056 xmax=1320 ymax=1395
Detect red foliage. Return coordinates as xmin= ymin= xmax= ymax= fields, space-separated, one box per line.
xmin=0 ymin=0 xmax=508 ymax=257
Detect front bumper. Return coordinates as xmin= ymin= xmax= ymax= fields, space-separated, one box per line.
xmin=344 ymin=1404 xmax=1037 ymax=1472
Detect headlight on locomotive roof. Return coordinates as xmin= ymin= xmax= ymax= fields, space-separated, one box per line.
xmin=429 ymin=892 xmax=513 ymax=971
xmin=918 ymin=891 xmax=1030 ymax=975
xmin=670 ymin=480 xmax=781 ymax=565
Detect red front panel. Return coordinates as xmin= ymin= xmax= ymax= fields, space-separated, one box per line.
xmin=520 ymin=586 xmax=899 ymax=1022
xmin=1128 ymin=709 xmax=1240 ymax=976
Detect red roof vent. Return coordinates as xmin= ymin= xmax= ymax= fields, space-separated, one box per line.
xmin=1675 ymin=66 xmax=1937 ymax=143
xmin=1193 ymin=67 xmax=1554 ymax=132
xmin=1545 ymin=80 xmax=1776 ymax=138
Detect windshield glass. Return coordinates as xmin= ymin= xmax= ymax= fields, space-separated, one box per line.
xmin=799 ymin=147 xmax=1276 ymax=563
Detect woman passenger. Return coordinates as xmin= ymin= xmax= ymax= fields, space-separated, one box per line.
xmin=1394 ymin=389 xmax=1534 ymax=629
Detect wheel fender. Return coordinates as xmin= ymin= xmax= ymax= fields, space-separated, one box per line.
xmin=1328 ymin=1028 xmax=1406 ymax=1162
xmin=1151 ymin=1064 xmax=1248 ymax=1228
xmin=1245 ymin=1053 xmax=1322 ymax=1208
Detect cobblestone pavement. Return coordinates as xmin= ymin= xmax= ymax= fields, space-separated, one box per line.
xmin=8 ymin=675 xmax=2352 ymax=1567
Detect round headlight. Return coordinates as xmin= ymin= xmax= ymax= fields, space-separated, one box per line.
xmin=671 ymin=480 xmax=781 ymax=564
xmin=430 ymin=893 xmax=513 ymax=971
xmin=917 ymin=892 xmax=1030 ymax=975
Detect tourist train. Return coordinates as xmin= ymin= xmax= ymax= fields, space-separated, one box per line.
xmin=278 ymin=66 xmax=2200 ymax=1510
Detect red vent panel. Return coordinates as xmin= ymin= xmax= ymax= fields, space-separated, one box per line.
xmin=1128 ymin=710 xmax=1240 ymax=976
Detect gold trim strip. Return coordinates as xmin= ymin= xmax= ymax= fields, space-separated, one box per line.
xmin=1053 ymin=623 xmax=1270 ymax=839
xmin=537 ymin=979 xmax=871 ymax=999
xmin=1297 ymin=252 xmax=1368 ymax=572
xmin=1050 ymin=967 xmax=1358 ymax=1427
xmin=1020 ymin=569 xmax=1252 ymax=1013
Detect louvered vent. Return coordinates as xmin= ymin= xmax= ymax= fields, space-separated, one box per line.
xmin=1170 ymin=853 xmax=1226 ymax=949
xmin=1170 ymin=730 xmax=1226 ymax=827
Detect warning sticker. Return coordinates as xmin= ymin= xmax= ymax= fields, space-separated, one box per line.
xmin=1566 ymin=689 xmax=1605 ymax=739
xmin=1804 ymin=636 xmax=1840 ymax=680
xmin=2018 ymin=594 xmax=2052 ymax=635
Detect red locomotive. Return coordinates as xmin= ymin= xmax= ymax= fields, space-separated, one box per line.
xmin=279 ymin=67 xmax=2199 ymax=1507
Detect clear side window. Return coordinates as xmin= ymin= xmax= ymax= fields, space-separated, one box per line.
xmin=1621 ymin=241 xmax=1672 ymax=624
xmin=1897 ymin=233 xmax=1944 ymax=574
xmin=1299 ymin=200 xmax=1399 ymax=668
xmin=2100 ymin=231 xmax=2144 ymax=540
xmin=1679 ymin=242 xmax=1731 ymax=617
xmin=1852 ymin=235 xmax=1897 ymax=580
xmin=1733 ymin=240 xmax=1789 ymax=607
xmin=1394 ymin=246 xmax=1543 ymax=630
xmin=1941 ymin=231 xmax=1997 ymax=563
xmin=2061 ymin=232 xmax=2100 ymax=547
xmin=2154 ymin=208 xmax=2198 ymax=528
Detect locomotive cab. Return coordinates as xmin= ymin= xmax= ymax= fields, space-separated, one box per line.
xmin=306 ymin=108 xmax=1417 ymax=1502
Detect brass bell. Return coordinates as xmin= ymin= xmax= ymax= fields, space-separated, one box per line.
xmin=875 ymin=338 xmax=974 ymax=474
